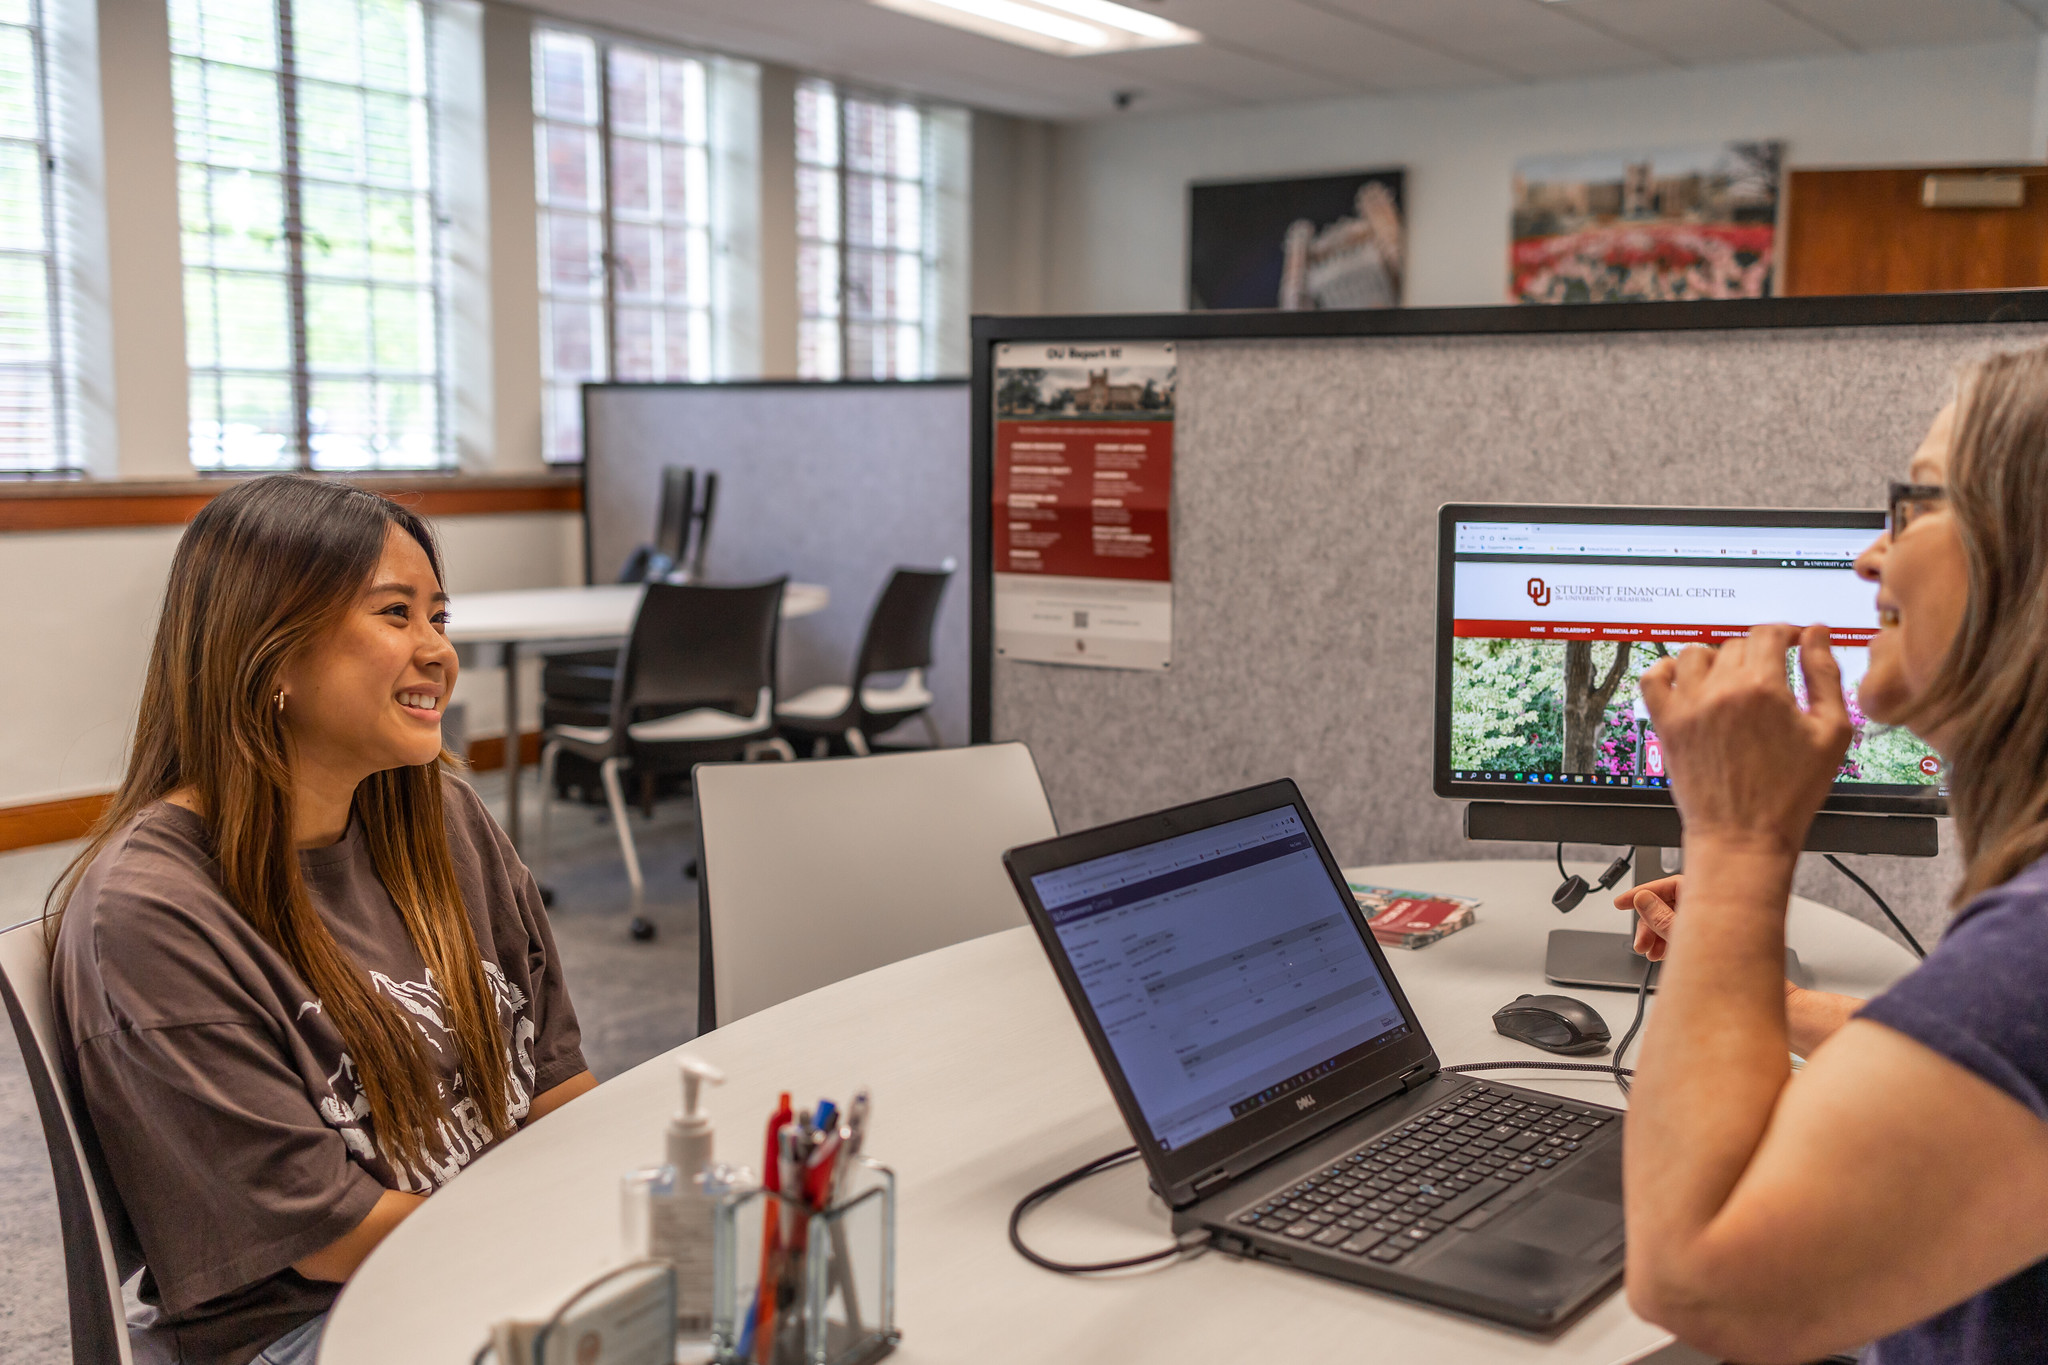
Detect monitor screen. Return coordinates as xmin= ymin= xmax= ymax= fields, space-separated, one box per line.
xmin=1435 ymin=505 xmax=1945 ymax=814
xmin=1028 ymin=807 xmax=1411 ymax=1153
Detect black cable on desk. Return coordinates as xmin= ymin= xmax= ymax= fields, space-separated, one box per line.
xmin=1449 ymin=947 xmax=1654 ymax=1097
xmin=1824 ymin=853 xmax=1926 ymax=959
xmin=1009 ymin=1146 xmax=1210 ymax=1275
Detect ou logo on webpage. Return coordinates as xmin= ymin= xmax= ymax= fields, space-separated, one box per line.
xmin=1526 ymin=577 xmax=1551 ymax=607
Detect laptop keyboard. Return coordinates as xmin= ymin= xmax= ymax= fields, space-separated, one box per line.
xmin=1231 ymin=1084 xmax=1615 ymax=1265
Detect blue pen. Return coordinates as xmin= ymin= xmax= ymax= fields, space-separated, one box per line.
xmin=815 ymin=1100 xmax=837 ymax=1131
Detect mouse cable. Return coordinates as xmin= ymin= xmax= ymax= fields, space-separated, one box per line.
xmin=1823 ymin=853 xmax=1926 ymax=959
xmin=1009 ymin=1145 xmax=1212 ymax=1275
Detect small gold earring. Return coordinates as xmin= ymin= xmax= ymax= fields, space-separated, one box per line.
xmin=274 ymin=690 xmax=286 ymax=713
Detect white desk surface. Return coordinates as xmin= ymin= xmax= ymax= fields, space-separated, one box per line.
xmin=320 ymin=859 xmax=1918 ymax=1365
xmin=446 ymin=582 xmax=830 ymax=645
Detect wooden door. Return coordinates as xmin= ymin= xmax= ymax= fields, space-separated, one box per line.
xmin=1781 ymin=166 xmax=2048 ymax=295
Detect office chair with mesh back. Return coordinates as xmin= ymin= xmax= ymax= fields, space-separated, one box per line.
xmin=538 ymin=580 xmax=795 ymax=940
xmin=0 ymin=919 xmax=140 ymax=1365
xmin=777 ymin=564 xmax=953 ymax=756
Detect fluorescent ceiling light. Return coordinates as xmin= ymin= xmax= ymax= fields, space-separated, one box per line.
xmin=869 ymin=0 xmax=1202 ymax=57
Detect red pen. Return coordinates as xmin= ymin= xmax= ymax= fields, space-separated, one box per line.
xmin=747 ymin=1092 xmax=792 ymax=1363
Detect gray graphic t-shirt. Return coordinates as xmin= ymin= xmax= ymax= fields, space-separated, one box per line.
xmin=51 ymin=777 xmax=586 ymax=1365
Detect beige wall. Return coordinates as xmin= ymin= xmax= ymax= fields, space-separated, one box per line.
xmin=94 ymin=0 xmax=189 ymax=481
xmin=1045 ymin=38 xmax=2046 ymax=315
xmin=970 ymin=111 xmax=1053 ymax=318
xmin=0 ymin=513 xmax=581 ymax=809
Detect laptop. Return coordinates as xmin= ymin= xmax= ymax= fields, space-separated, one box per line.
xmin=1002 ymin=779 xmax=1628 ymax=1334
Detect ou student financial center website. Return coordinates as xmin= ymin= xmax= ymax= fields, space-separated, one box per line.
xmin=1450 ymin=521 xmax=1943 ymax=794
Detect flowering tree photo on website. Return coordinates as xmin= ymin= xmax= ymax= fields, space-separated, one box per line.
xmin=1450 ymin=638 xmax=1938 ymax=787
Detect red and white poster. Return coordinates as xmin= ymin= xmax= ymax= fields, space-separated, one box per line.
xmin=993 ymin=341 xmax=1174 ymax=670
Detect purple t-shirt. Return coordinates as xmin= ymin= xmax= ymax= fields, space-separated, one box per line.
xmin=1858 ymin=852 xmax=2048 ymax=1365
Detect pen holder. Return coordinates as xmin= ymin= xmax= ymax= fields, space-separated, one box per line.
xmin=710 ymin=1157 xmax=899 ymax=1365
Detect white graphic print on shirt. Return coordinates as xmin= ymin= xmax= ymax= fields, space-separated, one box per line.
xmin=311 ymin=961 xmax=539 ymax=1193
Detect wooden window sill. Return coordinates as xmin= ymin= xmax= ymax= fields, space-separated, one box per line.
xmin=0 ymin=472 xmax=582 ymax=532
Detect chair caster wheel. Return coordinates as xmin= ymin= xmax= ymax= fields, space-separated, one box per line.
xmin=684 ymin=859 xmax=698 ymax=880
xmin=630 ymin=916 xmax=657 ymax=942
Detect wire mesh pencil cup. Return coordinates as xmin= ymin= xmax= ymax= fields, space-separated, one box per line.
xmin=710 ymin=1157 xmax=899 ymax=1365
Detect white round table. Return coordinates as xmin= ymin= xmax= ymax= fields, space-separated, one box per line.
xmin=446 ymin=582 xmax=830 ymax=848
xmin=320 ymin=859 xmax=1918 ymax=1365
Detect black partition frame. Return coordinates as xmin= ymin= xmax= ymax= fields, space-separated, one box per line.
xmin=968 ymin=289 xmax=2048 ymax=745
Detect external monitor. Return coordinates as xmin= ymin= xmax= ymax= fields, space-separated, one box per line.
xmin=1435 ymin=504 xmax=1942 ymax=989
xmin=1435 ymin=503 xmax=1947 ymax=819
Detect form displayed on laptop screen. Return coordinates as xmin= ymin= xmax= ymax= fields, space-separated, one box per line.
xmin=1030 ymin=809 xmax=1410 ymax=1152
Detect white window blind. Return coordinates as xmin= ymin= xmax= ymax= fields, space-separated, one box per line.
xmin=533 ymin=27 xmax=730 ymax=465
xmin=173 ymin=0 xmax=447 ymax=471
xmin=0 ymin=0 xmax=65 ymax=472
xmin=796 ymin=78 xmax=964 ymax=382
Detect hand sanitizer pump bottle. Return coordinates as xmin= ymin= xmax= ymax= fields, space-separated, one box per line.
xmin=668 ymin=1056 xmax=723 ymax=1178
xmin=665 ymin=1056 xmax=724 ymax=1331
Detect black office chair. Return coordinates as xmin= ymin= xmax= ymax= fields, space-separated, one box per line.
xmin=0 ymin=920 xmax=141 ymax=1365
xmin=684 ymin=470 xmax=718 ymax=582
xmin=777 ymin=564 xmax=953 ymax=756
xmin=541 ymin=465 xmax=708 ymax=795
xmin=655 ymin=465 xmax=695 ymax=575
xmin=538 ymin=580 xmax=795 ymax=940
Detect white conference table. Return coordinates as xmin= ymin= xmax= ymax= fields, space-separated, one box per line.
xmin=447 ymin=583 xmax=829 ymax=848
xmin=321 ymin=859 xmax=1918 ymax=1365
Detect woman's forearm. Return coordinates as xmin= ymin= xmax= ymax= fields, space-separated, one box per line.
xmin=293 ymin=1189 xmax=424 ymax=1282
xmin=1625 ymin=839 xmax=1801 ymax=1314
xmin=1786 ymin=985 xmax=1864 ymax=1058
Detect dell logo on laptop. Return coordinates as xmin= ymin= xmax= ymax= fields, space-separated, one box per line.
xmin=1296 ymin=1094 xmax=1317 ymax=1111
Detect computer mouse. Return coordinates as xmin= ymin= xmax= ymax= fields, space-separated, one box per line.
xmin=1492 ymin=993 xmax=1611 ymax=1056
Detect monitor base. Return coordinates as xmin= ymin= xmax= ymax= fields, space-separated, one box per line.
xmin=1546 ymin=930 xmax=1660 ymax=993
xmin=1546 ymin=929 xmax=1807 ymax=992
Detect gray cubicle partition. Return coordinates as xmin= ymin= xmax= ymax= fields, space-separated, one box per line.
xmin=583 ymin=380 xmax=971 ymax=746
xmin=972 ymin=294 xmax=2048 ymax=943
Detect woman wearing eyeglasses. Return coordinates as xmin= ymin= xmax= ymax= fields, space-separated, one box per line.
xmin=46 ymin=477 xmax=595 ymax=1365
xmin=1612 ymin=349 xmax=2048 ymax=1363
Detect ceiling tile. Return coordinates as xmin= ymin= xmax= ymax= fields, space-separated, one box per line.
xmin=533 ymin=0 xmax=1183 ymax=119
xmin=1313 ymin=0 xmax=1673 ymax=80
xmin=1562 ymin=0 xmax=1849 ymax=65
xmin=1159 ymin=0 xmax=1509 ymax=93
xmin=524 ymin=0 xmax=2045 ymax=121
xmin=1772 ymin=0 xmax=2040 ymax=48
xmin=1085 ymin=41 xmax=1364 ymax=106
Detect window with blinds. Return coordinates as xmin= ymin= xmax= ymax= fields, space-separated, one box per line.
xmin=796 ymin=78 xmax=948 ymax=382
xmin=172 ymin=0 xmax=446 ymax=471
xmin=0 ymin=0 xmax=65 ymax=472
xmin=533 ymin=27 xmax=717 ymax=465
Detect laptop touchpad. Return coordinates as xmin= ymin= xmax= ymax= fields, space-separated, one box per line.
xmin=1405 ymin=1231 xmax=1600 ymax=1311
xmin=1486 ymin=1191 xmax=1625 ymax=1260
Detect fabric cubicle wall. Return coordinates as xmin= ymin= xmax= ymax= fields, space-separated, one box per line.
xmin=582 ymin=381 xmax=972 ymax=747
xmin=970 ymin=294 xmax=2048 ymax=944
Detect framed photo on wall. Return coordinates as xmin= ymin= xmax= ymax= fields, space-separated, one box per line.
xmin=1189 ymin=169 xmax=1405 ymax=311
xmin=1511 ymin=142 xmax=1784 ymax=304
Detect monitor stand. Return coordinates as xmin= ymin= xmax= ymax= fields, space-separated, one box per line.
xmin=1543 ymin=846 xmax=1806 ymax=992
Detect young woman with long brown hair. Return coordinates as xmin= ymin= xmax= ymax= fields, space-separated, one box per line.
xmin=47 ymin=476 xmax=596 ymax=1365
xmin=1609 ymin=346 xmax=2048 ymax=1363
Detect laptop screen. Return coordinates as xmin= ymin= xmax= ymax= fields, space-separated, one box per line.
xmin=1029 ymin=806 xmax=1411 ymax=1153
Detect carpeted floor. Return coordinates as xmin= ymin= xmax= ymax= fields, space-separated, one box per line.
xmin=0 ymin=769 xmax=704 ymax=1365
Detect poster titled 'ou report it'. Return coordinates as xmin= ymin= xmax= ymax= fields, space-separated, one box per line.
xmin=993 ymin=341 xmax=1174 ymax=670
